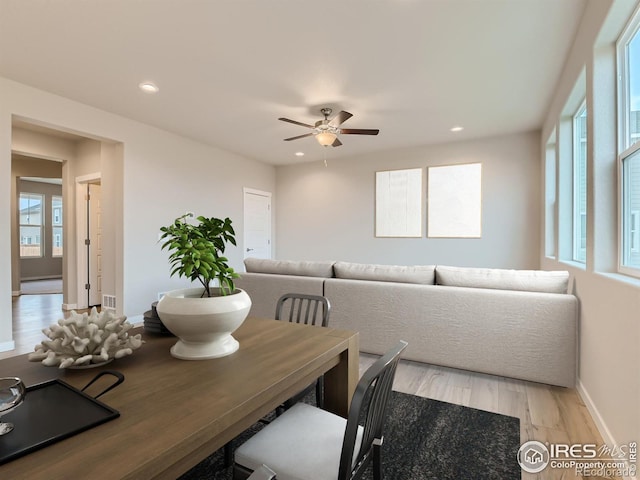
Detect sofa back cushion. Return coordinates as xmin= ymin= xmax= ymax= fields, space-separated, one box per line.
xmin=244 ymin=258 xmax=335 ymax=278
xmin=435 ymin=265 xmax=570 ymax=294
xmin=333 ymin=261 xmax=436 ymax=285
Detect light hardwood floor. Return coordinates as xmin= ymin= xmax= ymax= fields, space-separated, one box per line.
xmin=3 ymin=294 xmax=619 ymax=479
xmin=360 ymin=355 xmax=618 ymax=480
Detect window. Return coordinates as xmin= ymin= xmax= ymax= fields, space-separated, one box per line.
xmin=573 ymin=102 xmax=587 ymax=263
xmin=545 ymin=133 xmax=557 ymax=258
xmin=19 ymin=193 xmax=44 ymax=258
xmin=619 ymin=10 xmax=640 ymax=150
xmin=622 ymin=149 xmax=640 ymax=269
xmin=52 ymin=195 xmax=63 ymax=257
xmin=618 ymin=7 xmax=640 ymax=275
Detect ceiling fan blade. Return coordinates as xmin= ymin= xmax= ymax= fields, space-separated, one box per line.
xmin=283 ymin=133 xmax=314 ymax=141
xmin=340 ymin=128 xmax=380 ymax=135
xmin=331 ymin=137 xmax=343 ymax=147
xmin=278 ymin=117 xmax=314 ymax=129
xmin=328 ymin=111 xmax=353 ymax=127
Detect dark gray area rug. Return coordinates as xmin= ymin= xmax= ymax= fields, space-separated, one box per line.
xmin=179 ymin=391 xmax=521 ymax=480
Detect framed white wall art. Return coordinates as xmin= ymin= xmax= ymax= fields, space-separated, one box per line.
xmin=375 ymin=168 xmax=422 ymax=237
xmin=427 ymin=163 xmax=482 ymax=238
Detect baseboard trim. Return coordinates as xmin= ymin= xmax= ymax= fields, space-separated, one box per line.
xmin=0 ymin=340 xmax=16 ymax=353
xmin=576 ymin=379 xmax=638 ymax=480
xmin=61 ymin=303 xmax=77 ymax=310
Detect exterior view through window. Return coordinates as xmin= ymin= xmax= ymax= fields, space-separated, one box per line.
xmin=619 ymin=10 xmax=640 ymax=273
xmin=19 ymin=193 xmax=44 ymax=258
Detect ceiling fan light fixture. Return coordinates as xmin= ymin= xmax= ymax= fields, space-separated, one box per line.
xmin=316 ymin=131 xmax=337 ymax=146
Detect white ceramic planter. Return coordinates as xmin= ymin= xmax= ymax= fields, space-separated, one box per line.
xmin=156 ymin=287 xmax=251 ymax=360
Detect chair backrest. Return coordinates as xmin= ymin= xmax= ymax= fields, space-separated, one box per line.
xmin=338 ymin=340 xmax=408 ymax=480
xmin=275 ymin=293 xmax=331 ymax=327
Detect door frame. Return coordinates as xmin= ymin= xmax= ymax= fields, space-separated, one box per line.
xmin=75 ymin=172 xmax=101 ymax=309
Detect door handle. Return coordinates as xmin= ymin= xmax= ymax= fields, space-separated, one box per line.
xmin=246 ymin=248 xmax=254 ymax=252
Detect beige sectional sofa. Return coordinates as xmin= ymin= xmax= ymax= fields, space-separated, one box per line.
xmin=236 ymin=259 xmax=577 ymax=387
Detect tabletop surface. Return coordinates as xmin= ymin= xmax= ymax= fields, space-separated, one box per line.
xmin=0 ymin=317 xmax=359 ymax=480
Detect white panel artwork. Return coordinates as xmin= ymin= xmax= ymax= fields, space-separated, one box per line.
xmin=428 ymin=163 xmax=482 ymax=238
xmin=375 ymin=168 xmax=422 ymax=237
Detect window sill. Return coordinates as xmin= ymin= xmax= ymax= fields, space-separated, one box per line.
xmin=596 ymin=271 xmax=640 ymax=289
xmin=558 ymin=259 xmax=587 ymax=271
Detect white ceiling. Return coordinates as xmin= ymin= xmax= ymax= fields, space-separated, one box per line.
xmin=0 ymin=0 xmax=586 ymax=166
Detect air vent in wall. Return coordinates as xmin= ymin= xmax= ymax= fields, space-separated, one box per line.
xmin=102 ymin=295 xmax=116 ymax=311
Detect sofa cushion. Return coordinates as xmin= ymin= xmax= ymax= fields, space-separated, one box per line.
xmin=333 ymin=261 xmax=435 ymax=285
xmin=435 ymin=265 xmax=570 ymax=294
xmin=244 ymin=258 xmax=335 ymax=278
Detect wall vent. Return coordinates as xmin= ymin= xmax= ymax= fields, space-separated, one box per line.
xmin=102 ymin=295 xmax=116 ymax=311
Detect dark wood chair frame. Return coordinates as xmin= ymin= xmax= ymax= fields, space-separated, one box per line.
xmin=233 ymin=340 xmax=408 ymax=480
xmin=224 ymin=293 xmax=331 ymax=466
xmin=275 ymin=293 xmax=330 ymax=412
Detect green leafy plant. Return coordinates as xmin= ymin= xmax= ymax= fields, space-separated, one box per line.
xmin=159 ymin=213 xmax=239 ymax=297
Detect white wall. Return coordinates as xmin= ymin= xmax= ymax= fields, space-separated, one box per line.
xmin=540 ymin=0 xmax=639 ymax=448
xmin=0 ymin=77 xmax=276 ymax=348
xmin=276 ymin=131 xmax=541 ymax=269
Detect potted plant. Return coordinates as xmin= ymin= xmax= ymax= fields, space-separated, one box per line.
xmin=156 ymin=213 xmax=251 ymax=360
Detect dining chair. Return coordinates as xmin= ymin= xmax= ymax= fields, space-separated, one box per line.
xmin=233 ymin=340 xmax=408 ymax=480
xmin=223 ymin=293 xmax=331 ymax=467
xmin=275 ymin=292 xmax=331 ymax=327
xmin=275 ymin=293 xmax=331 ymax=411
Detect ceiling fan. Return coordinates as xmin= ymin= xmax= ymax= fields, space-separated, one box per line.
xmin=278 ymin=108 xmax=379 ymax=147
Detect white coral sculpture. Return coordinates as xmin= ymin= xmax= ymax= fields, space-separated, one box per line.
xmin=28 ymin=307 xmax=143 ymax=369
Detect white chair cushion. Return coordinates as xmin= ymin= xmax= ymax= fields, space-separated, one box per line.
xmin=235 ymin=403 xmax=361 ymax=480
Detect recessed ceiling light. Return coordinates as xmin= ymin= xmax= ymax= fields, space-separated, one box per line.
xmin=139 ymin=82 xmax=159 ymax=94
xmin=295 ymin=152 xmax=304 ymax=156
xmin=450 ymin=126 xmax=464 ymax=132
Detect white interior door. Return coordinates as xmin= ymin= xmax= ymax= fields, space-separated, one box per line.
xmin=88 ymin=183 xmax=102 ymax=306
xmin=243 ymin=188 xmax=272 ymax=260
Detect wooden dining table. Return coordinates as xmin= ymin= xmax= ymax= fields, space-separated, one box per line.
xmin=0 ymin=317 xmax=359 ymax=480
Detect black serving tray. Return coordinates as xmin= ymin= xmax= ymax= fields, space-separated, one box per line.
xmin=0 ymin=373 xmax=122 ymax=465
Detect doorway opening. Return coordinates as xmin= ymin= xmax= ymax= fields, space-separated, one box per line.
xmin=8 ymin=118 xmax=123 ymax=356
xmin=16 ymin=175 xmax=64 ymax=294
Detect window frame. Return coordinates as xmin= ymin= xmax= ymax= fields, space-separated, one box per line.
xmin=572 ymin=100 xmax=587 ymax=264
xmin=19 ymin=192 xmax=45 ymax=259
xmin=619 ymin=143 xmax=640 ymax=276
xmin=617 ymin=5 xmax=640 ymax=278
